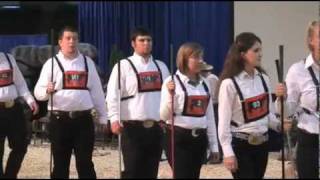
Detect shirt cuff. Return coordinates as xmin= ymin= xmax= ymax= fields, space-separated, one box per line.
xmin=98 ymin=116 xmax=108 ymax=125
xmin=222 ymin=144 xmax=235 ymax=157
xmin=23 ymin=94 xmax=35 ymax=107
xmin=110 ymin=115 xmax=120 ymax=124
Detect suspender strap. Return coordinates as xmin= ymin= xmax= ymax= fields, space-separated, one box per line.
xmin=259 ymin=74 xmax=269 ymax=93
xmin=54 ymin=56 xmax=64 ymax=72
xmin=126 ymin=58 xmax=163 ymax=91
xmin=126 ymin=58 xmax=141 ymax=91
xmin=175 ymin=74 xmax=210 ymax=116
xmin=54 ymin=55 xmax=88 ymax=73
xmin=307 ymin=67 xmax=319 ymax=111
xmin=4 ymin=53 xmax=13 ymax=70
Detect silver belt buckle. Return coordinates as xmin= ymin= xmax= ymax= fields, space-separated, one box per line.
xmin=143 ymin=120 xmax=154 ymax=128
xmin=4 ymin=100 xmax=15 ymax=108
xmin=69 ymin=111 xmax=76 ymax=119
xmin=191 ymin=129 xmax=199 ymax=137
xmin=248 ymin=133 xmax=264 ymax=145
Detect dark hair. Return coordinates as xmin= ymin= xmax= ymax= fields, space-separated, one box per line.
xmin=58 ymin=26 xmax=78 ymax=40
xmin=215 ymin=32 xmax=266 ymax=98
xmin=130 ymin=27 xmax=152 ymax=41
xmin=176 ymin=42 xmax=204 ymax=74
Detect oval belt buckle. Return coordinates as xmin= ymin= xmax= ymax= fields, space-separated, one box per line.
xmin=5 ymin=101 xmax=15 ymax=108
xmin=143 ymin=120 xmax=154 ymax=128
xmin=248 ymin=134 xmax=263 ymax=145
xmin=191 ymin=129 xmax=199 ymax=137
xmin=69 ymin=111 xmax=75 ymax=119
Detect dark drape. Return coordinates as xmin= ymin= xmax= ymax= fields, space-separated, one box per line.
xmin=78 ymin=1 xmax=233 ymax=75
xmin=0 ymin=34 xmax=48 ymax=53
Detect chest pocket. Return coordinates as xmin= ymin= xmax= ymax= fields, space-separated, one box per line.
xmin=231 ymin=74 xmax=270 ymax=124
xmin=0 ymin=54 xmax=14 ymax=88
xmin=54 ymin=55 xmax=89 ymax=90
xmin=176 ymin=74 xmax=210 ymax=117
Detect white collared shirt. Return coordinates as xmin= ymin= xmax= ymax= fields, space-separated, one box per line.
xmin=160 ymin=70 xmax=219 ymax=153
xmin=106 ymin=52 xmax=170 ymax=123
xmin=285 ymin=53 xmax=319 ymax=134
xmin=0 ymin=53 xmax=35 ymax=106
xmin=34 ymin=51 xmax=108 ymax=124
xmin=218 ymin=69 xmax=280 ymax=157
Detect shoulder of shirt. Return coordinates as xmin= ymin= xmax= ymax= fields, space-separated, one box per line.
xmin=288 ymin=59 xmax=305 ymax=73
xmin=220 ymin=78 xmax=234 ymax=88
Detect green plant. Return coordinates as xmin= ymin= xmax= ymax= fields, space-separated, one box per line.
xmin=108 ymin=44 xmax=126 ymax=73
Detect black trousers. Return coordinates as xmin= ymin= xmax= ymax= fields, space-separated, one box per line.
xmin=0 ymin=102 xmax=29 ymax=179
xmin=296 ymin=128 xmax=319 ymax=179
xmin=231 ymin=137 xmax=269 ymax=179
xmin=48 ymin=112 xmax=96 ymax=179
xmin=164 ymin=126 xmax=208 ymax=179
xmin=121 ymin=121 xmax=163 ymax=179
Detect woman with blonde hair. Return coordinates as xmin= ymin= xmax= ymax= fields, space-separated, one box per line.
xmin=160 ymin=42 xmax=219 ymax=178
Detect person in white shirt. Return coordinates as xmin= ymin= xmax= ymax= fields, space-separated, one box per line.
xmin=34 ymin=26 xmax=108 ymax=179
xmin=281 ymin=20 xmax=319 ymax=178
xmin=160 ymin=42 xmax=219 ymax=178
xmin=217 ymin=32 xmax=290 ymax=178
xmin=200 ymin=62 xmax=223 ymax=164
xmin=0 ymin=52 xmax=39 ymax=178
xmin=106 ymin=27 xmax=170 ymax=178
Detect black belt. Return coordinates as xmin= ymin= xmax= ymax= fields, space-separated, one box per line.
xmin=122 ymin=120 xmax=161 ymax=128
xmin=166 ymin=125 xmax=207 ymax=137
xmin=51 ymin=110 xmax=91 ymax=119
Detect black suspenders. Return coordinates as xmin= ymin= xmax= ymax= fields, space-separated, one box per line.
xmin=175 ymin=74 xmax=210 ymax=117
xmin=54 ymin=55 xmax=89 ymax=89
xmin=307 ymin=67 xmax=320 ymax=111
xmin=230 ymin=73 xmax=269 ymax=125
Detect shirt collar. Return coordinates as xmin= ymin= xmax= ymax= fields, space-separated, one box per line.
xmin=238 ymin=68 xmax=260 ymax=80
xmin=305 ymin=53 xmax=319 ymax=70
xmin=132 ymin=52 xmax=153 ymax=64
xmin=176 ymin=70 xmax=205 ymax=84
xmin=58 ymin=50 xmax=81 ymax=61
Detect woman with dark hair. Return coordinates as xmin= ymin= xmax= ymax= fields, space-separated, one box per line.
xmin=160 ymin=42 xmax=219 ymax=178
xmin=217 ymin=32 xmax=290 ymax=178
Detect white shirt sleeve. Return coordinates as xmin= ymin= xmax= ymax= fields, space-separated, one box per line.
xmin=206 ymin=97 xmax=219 ymax=153
xmin=34 ymin=59 xmax=52 ymax=101
xmin=88 ymin=59 xmax=108 ymax=124
xmin=218 ymin=79 xmax=236 ymax=157
xmin=9 ymin=54 xmax=36 ymax=106
xmin=106 ymin=62 xmax=123 ymax=124
xmin=284 ymin=65 xmax=301 ymax=117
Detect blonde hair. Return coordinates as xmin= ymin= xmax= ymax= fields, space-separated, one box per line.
xmin=306 ymin=20 xmax=319 ymax=51
xmin=176 ymin=42 xmax=203 ymax=74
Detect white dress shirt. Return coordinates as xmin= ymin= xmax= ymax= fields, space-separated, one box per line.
xmin=34 ymin=51 xmax=108 ymax=124
xmin=218 ymin=69 xmax=280 ymax=157
xmin=160 ymin=70 xmax=219 ymax=153
xmin=106 ymin=52 xmax=170 ymax=124
xmin=0 ymin=52 xmax=35 ymax=107
xmin=284 ymin=54 xmax=319 ymax=134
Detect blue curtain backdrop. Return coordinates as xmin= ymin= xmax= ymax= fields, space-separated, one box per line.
xmin=0 ymin=34 xmax=48 ymax=53
xmin=78 ymin=1 xmax=233 ymax=75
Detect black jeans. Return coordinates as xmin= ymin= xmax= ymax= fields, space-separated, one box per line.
xmin=121 ymin=121 xmax=163 ymax=179
xmin=0 ymin=102 xmax=29 ymax=179
xmin=296 ymin=128 xmax=319 ymax=179
xmin=48 ymin=112 xmax=96 ymax=179
xmin=231 ymin=137 xmax=269 ymax=179
xmin=164 ymin=126 xmax=208 ymax=179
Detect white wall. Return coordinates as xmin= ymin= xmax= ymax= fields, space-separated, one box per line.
xmin=234 ymin=1 xmax=319 ymax=88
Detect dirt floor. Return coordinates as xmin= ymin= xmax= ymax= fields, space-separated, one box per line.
xmin=1 ymin=138 xmax=288 ymax=179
